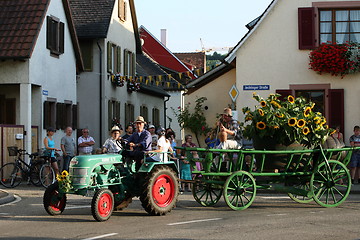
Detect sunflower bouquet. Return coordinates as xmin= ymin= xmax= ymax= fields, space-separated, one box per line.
xmin=56 ymin=170 xmax=73 ymax=192
xmin=242 ymin=93 xmax=333 ymax=149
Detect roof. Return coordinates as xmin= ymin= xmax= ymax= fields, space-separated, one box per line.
xmin=136 ymin=52 xmax=168 ymax=76
xmin=68 ymin=0 xmax=115 ymax=38
xmin=174 ymin=52 xmax=206 ymax=70
xmin=0 ymin=0 xmax=49 ymax=59
xmin=224 ymin=0 xmax=278 ymax=63
xmin=185 ymin=62 xmax=234 ymax=95
xmin=139 ymin=25 xmax=196 ymax=78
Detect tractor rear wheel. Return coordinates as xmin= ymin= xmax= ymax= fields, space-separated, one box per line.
xmin=91 ymin=188 xmax=114 ymax=222
xmin=140 ymin=166 xmax=179 ymax=215
xmin=43 ymin=182 xmax=66 ymax=215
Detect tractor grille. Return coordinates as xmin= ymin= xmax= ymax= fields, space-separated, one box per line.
xmin=70 ymin=167 xmax=88 ymax=176
xmin=72 ymin=177 xmax=87 ymax=185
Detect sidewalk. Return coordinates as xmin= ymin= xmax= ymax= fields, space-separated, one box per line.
xmin=1 ymin=183 xmax=360 ymax=206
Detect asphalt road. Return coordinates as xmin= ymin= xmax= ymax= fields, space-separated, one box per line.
xmin=0 ymin=186 xmax=360 ymax=240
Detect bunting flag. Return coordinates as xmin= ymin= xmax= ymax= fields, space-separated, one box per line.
xmin=110 ymin=65 xmax=216 ymax=90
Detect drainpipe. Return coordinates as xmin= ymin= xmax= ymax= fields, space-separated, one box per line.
xmin=97 ymin=41 xmax=102 ymax=144
xmin=164 ymin=96 xmax=170 ymax=128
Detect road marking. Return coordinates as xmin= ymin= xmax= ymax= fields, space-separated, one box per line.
xmin=82 ymin=233 xmax=118 ymax=240
xmin=267 ymin=213 xmax=288 ymax=217
xmin=167 ymin=218 xmax=222 ymax=226
xmin=66 ymin=205 xmax=91 ymax=209
xmin=0 ymin=195 xmax=21 ymax=207
xmin=260 ymin=196 xmax=290 ymax=199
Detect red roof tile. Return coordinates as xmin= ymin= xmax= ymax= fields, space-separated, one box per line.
xmin=0 ymin=0 xmax=49 ymax=59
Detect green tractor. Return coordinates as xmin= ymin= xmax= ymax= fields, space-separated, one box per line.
xmin=43 ymin=153 xmax=179 ymax=221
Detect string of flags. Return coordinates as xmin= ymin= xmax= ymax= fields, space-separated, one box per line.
xmin=110 ymin=65 xmax=218 ymax=90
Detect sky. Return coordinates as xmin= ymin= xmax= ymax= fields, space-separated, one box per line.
xmin=135 ymin=0 xmax=274 ymax=53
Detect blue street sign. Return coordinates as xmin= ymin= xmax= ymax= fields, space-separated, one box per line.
xmin=42 ymin=90 xmax=48 ymax=96
xmin=243 ymin=85 xmax=270 ymax=91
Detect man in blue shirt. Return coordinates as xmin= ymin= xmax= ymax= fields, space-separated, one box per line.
xmin=123 ymin=116 xmax=152 ymax=171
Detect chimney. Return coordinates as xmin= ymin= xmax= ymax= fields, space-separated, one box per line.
xmin=161 ymin=29 xmax=167 ymax=46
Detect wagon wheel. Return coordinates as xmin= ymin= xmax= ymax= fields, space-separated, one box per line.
xmin=192 ymin=174 xmax=223 ymax=207
xmin=140 ymin=166 xmax=179 ymax=215
xmin=43 ymin=182 xmax=67 ymax=215
xmin=310 ymin=160 xmax=351 ymax=207
xmin=91 ymin=188 xmax=114 ymax=222
xmin=223 ymin=171 xmax=256 ymax=210
xmin=287 ymin=182 xmax=313 ymax=204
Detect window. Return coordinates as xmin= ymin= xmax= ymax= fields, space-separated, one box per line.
xmin=124 ymin=49 xmax=135 ymax=76
xmin=80 ymin=40 xmax=93 ymax=71
xmin=108 ymin=100 xmax=120 ymax=129
xmin=44 ymin=100 xmax=77 ymax=130
xmin=46 ymin=16 xmax=64 ymax=56
xmin=44 ymin=100 xmax=56 ymax=129
xmin=140 ymin=106 xmax=148 ymax=122
xmin=125 ymin=103 xmax=134 ymax=126
xmin=107 ymin=42 xmax=121 ymax=73
xmin=320 ymin=9 xmax=360 ymax=44
xmin=152 ymin=108 xmax=160 ymax=128
xmin=118 ymin=0 xmax=126 ymax=21
xmin=295 ymin=90 xmax=325 ymax=114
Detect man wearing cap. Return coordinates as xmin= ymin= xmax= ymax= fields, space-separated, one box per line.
xmin=217 ymin=108 xmax=242 ymax=149
xmin=124 ymin=116 xmax=152 ymax=170
xmin=148 ymin=124 xmax=158 ymax=150
xmin=102 ymin=125 xmax=123 ymax=154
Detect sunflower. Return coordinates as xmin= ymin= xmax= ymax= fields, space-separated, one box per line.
xmin=330 ymin=129 xmax=337 ymax=135
xmin=288 ymin=95 xmax=295 ymax=104
xmin=311 ymin=102 xmax=315 ymax=109
xmin=270 ymin=100 xmax=281 ymax=108
xmin=275 ymin=113 xmax=284 ymax=118
xmin=245 ymin=115 xmax=253 ymax=121
xmin=314 ymin=116 xmax=321 ymax=124
xmin=256 ymin=122 xmax=266 ymax=130
xmin=260 ymin=101 xmax=267 ymax=107
xmin=288 ymin=118 xmax=297 ymax=127
xmin=61 ymin=170 xmax=69 ymax=176
xmin=297 ymin=119 xmax=306 ymax=128
xmin=304 ymin=107 xmax=311 ymax=117
xmin=302 ymin=127 xmax=310 ymax=135
xmin=258 ymin=109 xmax=264 ymax=116
xmin=272 ymin=125 xmax=280 ymax=129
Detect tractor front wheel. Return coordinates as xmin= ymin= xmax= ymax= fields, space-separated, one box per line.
xmin=140 ymin=166 xmax=179 ymax=215
xmin=91 ymin=188 xmax=114 ymax=222
xmin=43 ymin=182 xmax=67 ymax=215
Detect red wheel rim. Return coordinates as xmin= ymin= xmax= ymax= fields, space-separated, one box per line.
xmin=152 ymin=174 xmax=175 ymax=207
xmin=50 ymin=190 xmax=65 ymax=211
xmin=97 ymin=193 xmax=113 ymax=217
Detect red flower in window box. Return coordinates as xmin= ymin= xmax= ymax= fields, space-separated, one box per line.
xmin=309 ymin=42 xmax=360 ymax=78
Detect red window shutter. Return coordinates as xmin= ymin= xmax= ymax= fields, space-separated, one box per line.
xmin=298 ymin=7 xmax=316 ymax=50
xmin=276 ymin=89 xmax=292 ymax=101
xmin=328 ymin=89 xmax=344 ymax=137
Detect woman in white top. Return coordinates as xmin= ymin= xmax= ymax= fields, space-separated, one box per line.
xmin=147 ymin=128 xmax=174 ymax=162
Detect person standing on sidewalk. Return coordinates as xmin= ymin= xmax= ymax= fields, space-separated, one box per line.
xmin=43 ymin=127 xmax=60 ymax=175
xmin=60 ymin=126 xmax=76 ymax=171
xmin=78 ymin=128 xmax=95 ymax=155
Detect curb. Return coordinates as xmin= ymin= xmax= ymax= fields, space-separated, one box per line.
xmin=0 ymin=190 xmax=15 ymax=205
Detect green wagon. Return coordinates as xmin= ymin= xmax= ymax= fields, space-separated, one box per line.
xmin=177 ymin=146 xmax=359 ymax=210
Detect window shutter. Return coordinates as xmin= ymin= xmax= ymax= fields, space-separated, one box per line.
xmin=131 ymin=52 xmax=135 ymax=76
xmin=107 ymin=41 xmax=112 ymax=73
xmin=108 ymin=100 xmax=113 ymax=129
xmin=116 ymin=101 xmax=121 ymax=120
xmin=72 ymin=104 xmax=78 ymax=130
xmin=59 ymin=22 xmax=65 ymax=54
xmin=328 ymin=89 xmax=344 ymax=137
xmin=44 ymin=101 xmax=50 ymax=129
xmin=116 ymin=46 xmax=121 ymax=73
xmin=56 ymin=103 xmax=65 ymax=130
xmin=46 ymin=16 xmax=53 ymax=50
xmin=275 ymin=89 xmax=292 ymax=101
xmin=124 ymin=49 xmax=128 ymax=75
xmin=298 ymin=7 xmax=316 ymax=50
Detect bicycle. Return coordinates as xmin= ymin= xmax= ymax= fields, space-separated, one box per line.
xmin=0 ymin=146 xmax=43 ymax=188
xmin=39 ymin=155 xmax=57 ymax=188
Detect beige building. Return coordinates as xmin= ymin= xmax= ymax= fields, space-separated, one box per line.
xmin=186 ymin=0 xmax=360 ymax=146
